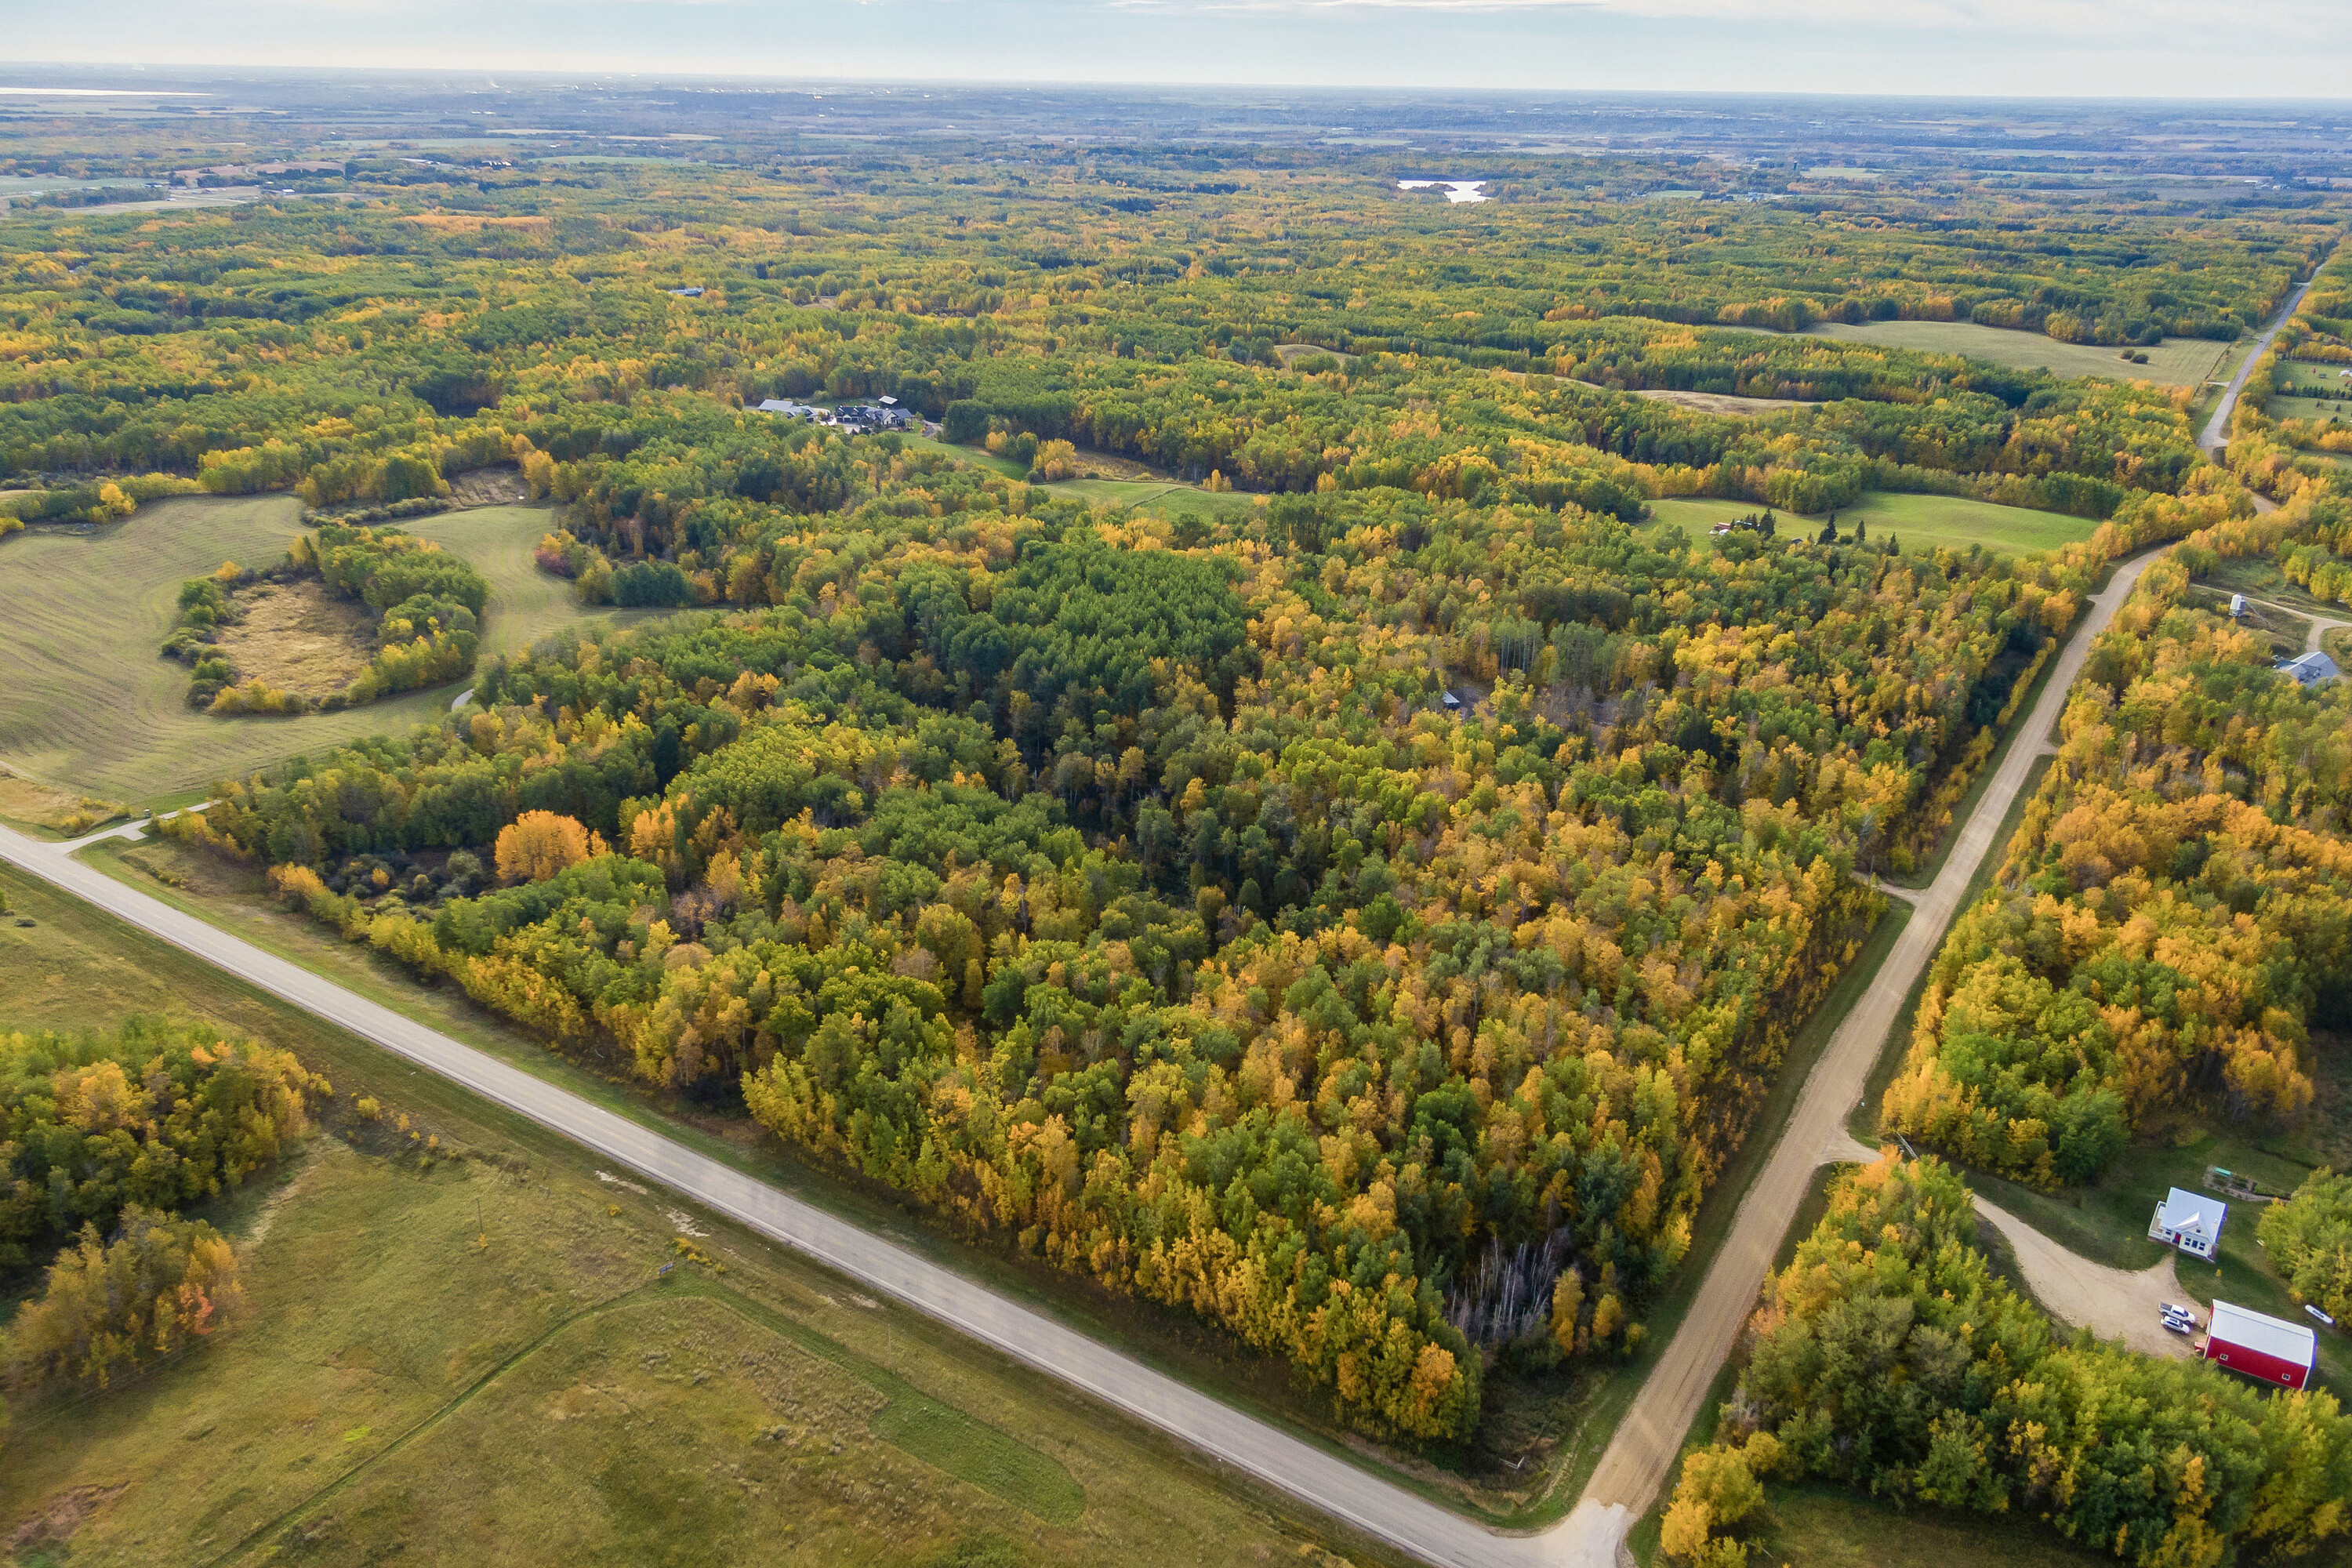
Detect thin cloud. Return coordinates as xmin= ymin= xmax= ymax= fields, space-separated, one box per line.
xmin=1105 ymin=0 xmax=2332 ymax=36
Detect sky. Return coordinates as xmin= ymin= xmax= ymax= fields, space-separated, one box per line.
xmin=5 ymin=0 xmax=2350 ymax=100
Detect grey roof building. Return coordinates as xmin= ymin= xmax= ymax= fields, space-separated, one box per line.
xmin=2277 ymin=651 xmax=2341 ymax=689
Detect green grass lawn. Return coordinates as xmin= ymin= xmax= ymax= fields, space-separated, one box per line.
xmin=405 ymin=503 xmax=674 ymax=665
xmin=900 ymin=434 xmax=1261 ymax=527
xmin=2269 ymin=361 xmax=2352 ymax=418
xmin=0 ymin=863 xmax=1377 ymax=1568
xmin=0 ymin=496 xmax=660 ymax=806
xmin=1650 ymin=492 xmax=2097 ymax=559
xmin=1795 ymin=319 xmax=2238 ymax=388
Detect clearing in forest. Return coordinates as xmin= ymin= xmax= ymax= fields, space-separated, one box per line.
xmin=210 ymin=578 xmax=379 ymax=698
xmin=0 ymin=496 xmax=659 ymax=804
xmin=1649 ymin=492 xmax=2098 ymax=557
xmin=1795 ymin=319 xmax=2238 ymax=386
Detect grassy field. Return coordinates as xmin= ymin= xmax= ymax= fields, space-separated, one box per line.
xmin=1795 ymin=319 xmax=2238 ymax=387
xmin=900 ymin=434 xmax=1261 ymax=528
xmin=0 ymin=497 xmax=660 ymax=806
xmin=1649 ymin=492 xmax=2097 ymax=558
xmin=0 ymin=862 xmax=1382 ymax=1568
xmin=405 ymin=502 xmax=673 ymax=665
xmin=2270 ymin=361 xmax=2352 ymax=421
xmin=0 ymin=768 xmax=125 ymax=837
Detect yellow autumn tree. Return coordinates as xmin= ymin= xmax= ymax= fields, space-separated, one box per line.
xmin=493 ymin=811 xmax=604 ymax=884
xmin=4 ymin=1207 xmax=243 ymax=1395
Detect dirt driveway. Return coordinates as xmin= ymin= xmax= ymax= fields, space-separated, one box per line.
xmin=1822 ymin=1135 xmax=2196 ymax=1358
xmin=1972 ymin=1192 xmax=2194 ymax=1357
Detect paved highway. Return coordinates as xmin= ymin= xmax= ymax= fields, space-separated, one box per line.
xmin=0 ymin=817 xmax=1621 ymax=1568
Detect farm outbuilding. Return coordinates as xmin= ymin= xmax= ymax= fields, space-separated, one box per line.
xmin=2148 ymin=1188 xmax=2226 ymax=1259
xmin=2203 ymin=1301 xmax=2316 ymax=1390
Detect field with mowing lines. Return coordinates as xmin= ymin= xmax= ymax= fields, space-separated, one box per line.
xmin=1649 ymin=492 xmax=2098 ymax=558
xmin=1795 ymin=319 xmax=2238 ymax=387
xmin=0 ymin=498 xmax=661 ymax=805
xmin=0 ymin=865 xmax=1362 ymax=1568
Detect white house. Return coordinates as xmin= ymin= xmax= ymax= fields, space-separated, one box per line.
xmin=2149 ymin=1187 xmax=2227 ymax=1260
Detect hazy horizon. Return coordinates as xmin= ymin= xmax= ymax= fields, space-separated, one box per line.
xmin=5 ymin=0 xmax=2349 ymax=103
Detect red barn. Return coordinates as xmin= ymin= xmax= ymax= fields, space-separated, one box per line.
xmin=2203 ymin=1301 xmax=2316 ymax=1390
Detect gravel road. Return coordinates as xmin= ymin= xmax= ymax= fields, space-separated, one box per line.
xmin=1579 ymin=545 xmax=2165 ymax=1519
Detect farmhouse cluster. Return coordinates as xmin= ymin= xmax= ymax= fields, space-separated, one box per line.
xmin=751 ymin=395 xmax=917 ymax=431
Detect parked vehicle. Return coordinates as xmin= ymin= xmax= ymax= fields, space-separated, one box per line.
xmin=2307 ymin=1304 xmax=2337 ymax=1328
xmin=2161 ymin=1303 xmax=2201 ymax=1334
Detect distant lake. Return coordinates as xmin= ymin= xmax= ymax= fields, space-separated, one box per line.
xmin=1398 ymin=179 xmax=1490 ymax=204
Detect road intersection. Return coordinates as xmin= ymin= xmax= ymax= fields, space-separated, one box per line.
xmin=0 ymin=547 xmax=2164 ymax=1566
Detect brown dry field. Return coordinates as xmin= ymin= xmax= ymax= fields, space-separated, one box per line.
xmin=212 ymin=578 xmax=377 ymax=696
xmin=1625 ymin=387 xmax=1807 ymax=416
xmin=0 ymin=768 xmax=122 ymax=835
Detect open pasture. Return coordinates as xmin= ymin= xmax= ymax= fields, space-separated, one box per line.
xmin=1798 ymin=319 xmax=2236 ymax=387
xmin=2267 ymin=360 xmax=2352 ymax=424
xmin=405 ymin=501 xmax=675 ymax=659
xmin=0 ymin=497 xmax=661 ymax=805
xmin=1648 ymin=491 xmax=2098 ymax=558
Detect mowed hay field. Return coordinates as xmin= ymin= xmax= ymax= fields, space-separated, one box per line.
xmin=2266 ymin=361 xmax=2352 ymax=424
xmin=0 ymin=497 xmax=663 ymax=806
xmin=0 ymin=867 xmax=1352 ymax=1568
xmin=1649 ymin=492 xmax=2099 ymax=557
xmin=405 ymin=500 xmax=675 ymax=659
xmin=1797 ymin=319 xmax=2238 ymax=387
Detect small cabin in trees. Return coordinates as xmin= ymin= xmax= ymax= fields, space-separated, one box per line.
xmin=2278 ymin=651 xmax=2342 ymax=689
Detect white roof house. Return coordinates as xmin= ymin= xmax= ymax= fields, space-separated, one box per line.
xmin=2150 ymin=1187 xmax=2227 ymax=1259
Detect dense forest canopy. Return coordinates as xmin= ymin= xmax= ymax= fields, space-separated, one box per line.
xmin=2 ymin=98 xmax=2348 ymax=1550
